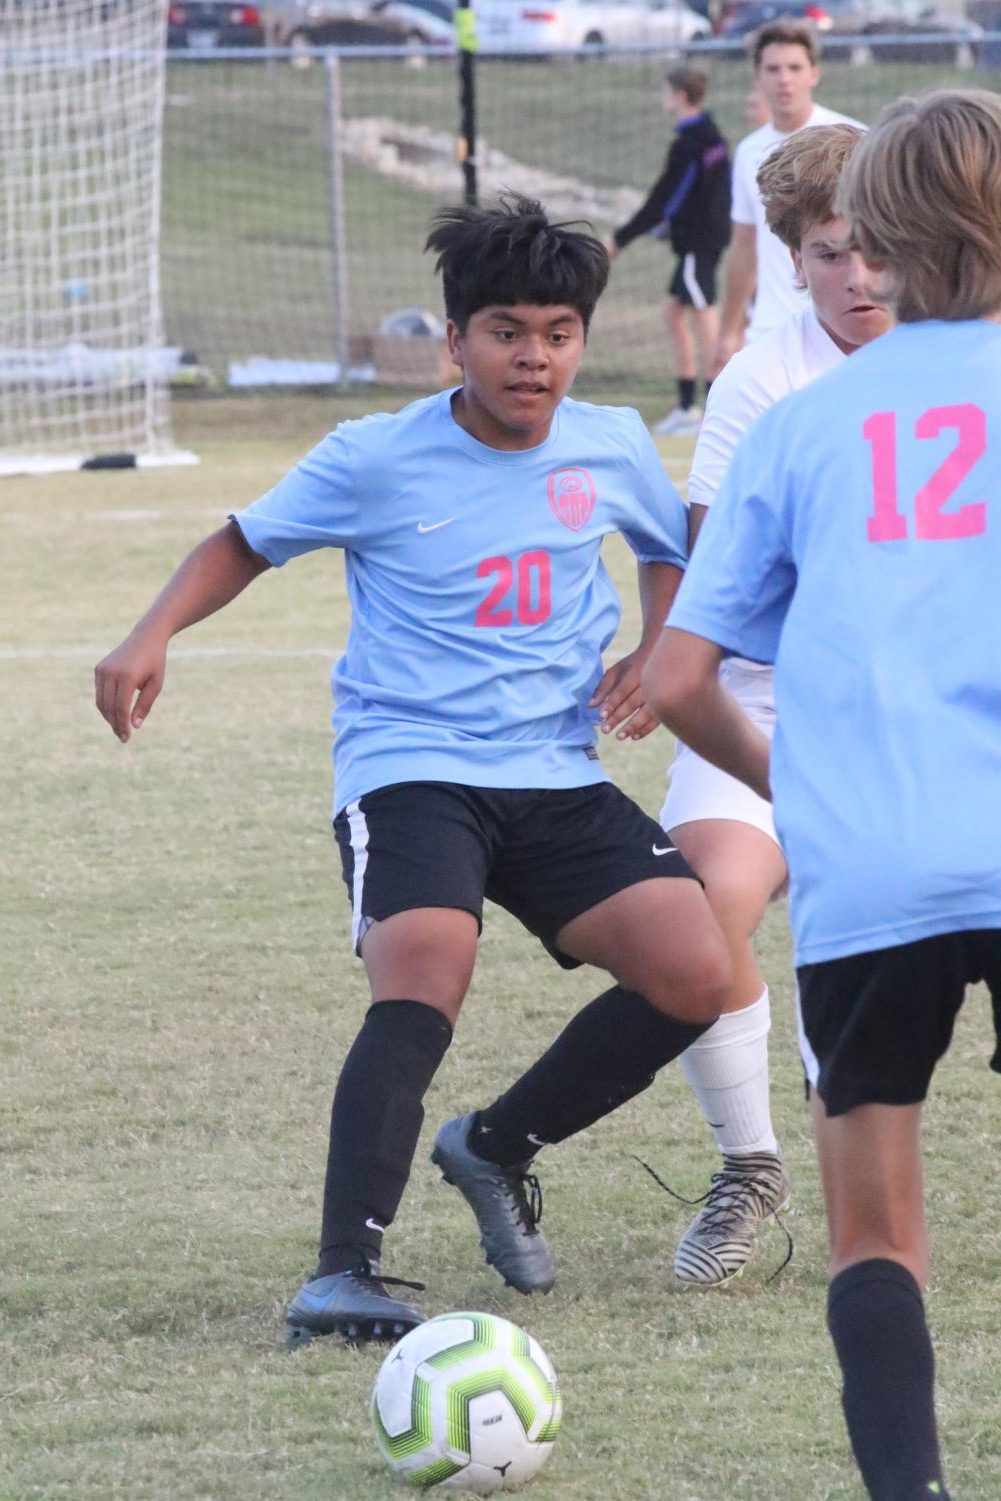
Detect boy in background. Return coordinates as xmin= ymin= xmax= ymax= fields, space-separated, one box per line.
xmin=714 ymin=21 xmax=859 ymax=371
xmin=609 ymin=66 xmax=731 ymax=436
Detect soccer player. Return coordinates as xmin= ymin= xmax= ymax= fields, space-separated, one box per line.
xmin=663 ymin=124 xmax=890 ymax=1286
xmin=94 ymin=195 xmax=731 ymax=1345
xmin=644 ymin=88 xmax=1001 ymax=1501
xmin=713 ymin=21 xmax=859 ymax=372
xmin=607 ymin=66 xmax=731 ymax=436
xmin=743 ymin=84 xmax=771 ymax=132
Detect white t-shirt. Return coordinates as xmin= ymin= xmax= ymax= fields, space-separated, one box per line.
xmin=687 ymin=302 xmax=844 ymax=671
xmin=731 ymin=104 xmax=861 ymax=340
xmin=690 ymin=302 xmax=843 ymax=509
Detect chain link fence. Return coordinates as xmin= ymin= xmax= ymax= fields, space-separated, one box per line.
xmin=161 ymin=41 xmax=1001 ymax=394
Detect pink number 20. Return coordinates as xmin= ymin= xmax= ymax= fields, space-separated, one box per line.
xmin=864 ymin=404 xmax=987 ymax=543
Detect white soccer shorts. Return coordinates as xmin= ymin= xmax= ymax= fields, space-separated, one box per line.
xmin=660 ymin=658 xmax=779 ymax=845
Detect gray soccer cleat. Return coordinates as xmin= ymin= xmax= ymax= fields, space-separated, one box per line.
xmin=285 ymin=1260 xmax=426 ymax=1346
xmin=672 ymin=1150 xmax=791 ymax=1287
xmin=431 ymin=1112 xmax=556 ymax=1295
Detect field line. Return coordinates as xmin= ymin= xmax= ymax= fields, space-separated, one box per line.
xmin=0 ymin=645 xmax=337 ymax=661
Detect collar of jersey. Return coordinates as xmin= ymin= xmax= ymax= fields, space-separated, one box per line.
xmin=437 ymin=387 xmax=563 ymax=464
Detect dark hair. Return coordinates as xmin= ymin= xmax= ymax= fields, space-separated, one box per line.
xmin=751 ymin=19 xmax=820 ymax=67
xmin=665 ymin=66 xmax=708 ymax=106
xmin=425 ymin=192 xmax=609 ymax=334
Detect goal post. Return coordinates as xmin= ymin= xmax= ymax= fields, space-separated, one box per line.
xmin=0 ymin=0 xmax=196 ymax=476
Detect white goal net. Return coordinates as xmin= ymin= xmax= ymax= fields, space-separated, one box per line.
xmin=0 ymin=0 xmax=195 ymax=475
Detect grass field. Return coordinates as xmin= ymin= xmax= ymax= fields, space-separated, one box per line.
xmin=4 ymin=393 xmax=1001 ymax=1501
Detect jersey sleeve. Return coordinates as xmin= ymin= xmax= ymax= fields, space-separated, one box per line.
xmin=232 ymin=427 xmax=361 ymax=566
xmin=668 ymin=408 xmax=795 ymax=663
xmin=614 ymin=137 xmax=693 ymax=250
xmin=687 ymin=348 xmax=777 ymax=510
xmin=618 ymin=417 xmax=688 ymax=567
xmin=730 ymin=138 xmax=757 ymax=226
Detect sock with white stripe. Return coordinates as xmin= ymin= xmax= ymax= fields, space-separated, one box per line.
xmin=315 ymin=999 xmax=452 ymax=1278
xmin=678 ymin=986 xmax=778 ymax=1155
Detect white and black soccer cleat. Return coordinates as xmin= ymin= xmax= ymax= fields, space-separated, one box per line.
xmin=672 ymin=1150 xmax=792 ymax=1287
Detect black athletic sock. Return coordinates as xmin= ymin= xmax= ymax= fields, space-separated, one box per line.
xmin=827 ymin=1259 xmax=949 ymax=1501
xmin=678 ymin=376 xmax=696 ymax=410
xmin=471 ymin=986 xmax=712 ymax=1167
xmin=315 ymin=999 xmax=452 ymax=1278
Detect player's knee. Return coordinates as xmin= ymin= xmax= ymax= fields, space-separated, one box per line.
xmin=700 ymin=864 xmax=771 ymax=941
xmin=641 ymin=926 xmax=732 ymax=1024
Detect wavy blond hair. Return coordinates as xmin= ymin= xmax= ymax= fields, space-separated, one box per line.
xmin=758 ymin=123 xmax=864 ymax=250
xmin=837 ymin=89 xmax=1001 ymax=322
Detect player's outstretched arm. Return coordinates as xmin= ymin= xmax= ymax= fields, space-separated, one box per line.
xmin=590 ymin=561 xmax=683 ymax=741
xmin=713 ymin=223 xmax=756 ymax=376
xmin=642 ymin=625 xmax=771 ymax=799
xmin=95 ymin=520 xmax=270 ymax=743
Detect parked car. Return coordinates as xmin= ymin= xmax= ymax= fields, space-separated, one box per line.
xmin=718 ymin=0 xmax=982 ymax=64
xmin=371 ymin=0 xmax=457 ymax=44
xmin=473 ymin=0 xmax=712 ymax=53
xmin=718 ymin=0 xmax=856 ymax=36
xmin=279 ymin=0 xmax=454 ymax=50
xmin=166 ymin=1 xmax=265 ymax=48
xmin=860 ymin=0 xmax=983 ymax=63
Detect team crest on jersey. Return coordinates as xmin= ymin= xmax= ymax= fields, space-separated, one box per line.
xmin=547 ymin=467 xmax=596 ymax=532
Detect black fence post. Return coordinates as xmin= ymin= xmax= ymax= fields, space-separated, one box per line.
xmin=455 ymin=0 xmax=478 ymax=204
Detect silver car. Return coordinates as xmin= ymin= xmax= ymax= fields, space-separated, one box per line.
xmin=475 ymin=0 xmax=712 ymax=52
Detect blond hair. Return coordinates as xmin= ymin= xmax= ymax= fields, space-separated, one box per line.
xmin=751 ymin=21 xmax=820 ymax=68
xmin=838 ymin=89 xmax=1001 ymax=322
xmin=758 ymin=124 xmax=864 ymax=250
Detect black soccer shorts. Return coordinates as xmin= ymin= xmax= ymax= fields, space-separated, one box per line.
xmin=797 ymin=928 xmax=1001 ymax=1116
xmin=668 ymin=250 xmax=722 ymax=310
xmin=333 ymin=780 xmax=698 ymax=969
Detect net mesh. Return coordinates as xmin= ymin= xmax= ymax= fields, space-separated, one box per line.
xmin=0 ymin=0 xmax=181 ymax=470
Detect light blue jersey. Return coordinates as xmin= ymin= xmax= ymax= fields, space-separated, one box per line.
xmin=669 ymin=320 xmax=1001 ymax=965
xmin=235 ymin=390 xmax=687 ymax=814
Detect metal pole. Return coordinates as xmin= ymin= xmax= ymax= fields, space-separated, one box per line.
xmin=455 ymin=0 xmax=478 ymax=204
xmin=324 ymin=51 xmax=351 ymax=388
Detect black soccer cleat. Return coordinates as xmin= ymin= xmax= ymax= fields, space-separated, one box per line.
xmin=431 ymin=1112 xmax=556 ymax=1295
xmin=285 ymin=1261 xmax=426 ymax=1347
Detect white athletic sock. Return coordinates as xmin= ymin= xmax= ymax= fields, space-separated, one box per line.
xmin=678 ymin=986 xmax=778 ymax=1156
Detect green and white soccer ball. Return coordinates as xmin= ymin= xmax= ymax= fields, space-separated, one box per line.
xmin=371 ymin=1311 xmax=562 ymax=1493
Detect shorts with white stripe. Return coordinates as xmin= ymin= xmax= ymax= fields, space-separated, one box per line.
xmin=668 ymin=250 xmax=721 ymax=310
xmin=333 ymin=779 xmax=698 ymax=968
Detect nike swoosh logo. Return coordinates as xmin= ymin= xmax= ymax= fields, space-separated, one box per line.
xmin=365 ymin=1218 xmax=385 ymax=1232
xmin=417 ymin=518 xmax=456 ymax=533
xmin=652 ymin=844 xmax=677 ymax=856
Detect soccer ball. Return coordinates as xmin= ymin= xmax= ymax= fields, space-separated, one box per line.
xmin=371 ymin=1311 xmax=562 ymax=1492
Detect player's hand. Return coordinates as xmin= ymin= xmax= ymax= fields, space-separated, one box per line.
xmin=603 ymin=238 xmax=619 ymax=263
xmin=711 ymin=328 xmax=743 ymax=380
xmin=94 ymin=626 xmax=168 ymax=743
xmin=590 ymin=649 xmax=659 ymax=742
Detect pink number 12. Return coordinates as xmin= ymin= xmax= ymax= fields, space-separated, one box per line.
xmin=864 ymin=404 xmax=987 ymax=543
